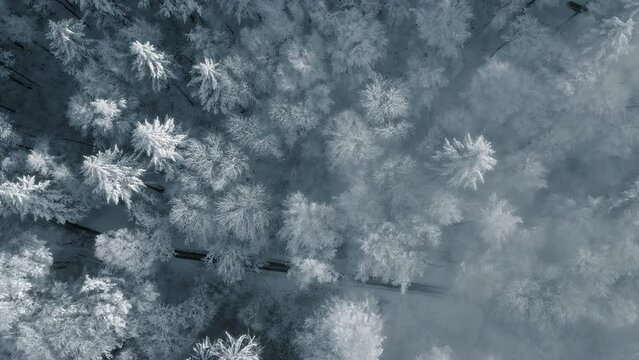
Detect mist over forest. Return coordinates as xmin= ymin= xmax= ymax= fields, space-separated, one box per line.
xmin=2 ymin=0 xmax=639 ymax=359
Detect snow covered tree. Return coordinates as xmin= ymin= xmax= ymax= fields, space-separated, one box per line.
xmin=81 ymin=146 xmax=144 ymax=207
xmin=413 ymin=0 xmax=472 ymax=58
xmin=325 ymin=9 xmax=388 ymax=81
xmin=362 ymin=75 xmax=408 ymax=124
xmin=357 ymin=222 xmax=427 ymax=292
xmin=180 ymin=134 xmax=248 ymax=191
xmin=71 ymin=0 xmax=128 ymax=25
xmin=269 ymin=85 xmax=333 ymax=147
xmin=217 ymin=0 xmax=256 ymax=23
xmin=324 ymin=111 xmax=381 ymax=168
xmin=134 ymin=285 xmax=216 ymax=360
xmin=278 ymin=192 xmax=340 ymax=260
xmin=582 ymin=14 xmax=636 ymax=64
xmin=295 ymin=297 xmax=384 ymax=360
xmin=361 ymin=75 xmax=412 ymax=141
xmin=67 ymin=94 xmax=129 ymax=140
xmin=0 ymin=175 xmax=85 ymax=223
xmin=129 ymin=41 xmax=174 ymax=92
xmin=0 ymin=113 xmax=21 ymax=150
xmin=157 ymin=0 xmax=203 ymax=22
xmin=288 ymin=258 xmax=339 ymax=288
xmin=188 ymin=332 xmax=261 ymax=360
xmin=46 ymin=19 xmax=91 ymax=68
xmin=169 ymin=194 xmax=217 ymax=245
xmin=132 ymin=116 xmax=186 ymax=171
xmin=433 ymin=134 xmax=497 ymax=190
xmin=189 ymin=58 xmax=223 ymax=112
xmin=416 ymin=345 xmax=453 ymax=360
xmin=215 ymin=184 xmax=270 ymax=244
xmin=95 ymin=228 xmax=171 ymax=277
xmin=478 ymin=194 xmax=522 ymax=246
xmin=189 ymin=55 xmax=255 ymax=114
xmin=1 ymin=244 xmax=136 ymax=360
xmin=226 ymin=114 xmax=283 ymax=159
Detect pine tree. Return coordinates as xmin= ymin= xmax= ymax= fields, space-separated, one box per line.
xmin=67 ymin=94 xmax=129 ymax=139
xmin=169 ymin=194 xmax=217 ymax=245
xmin=189 ymin=58 xmax=223 ymax=112
xmin=180 ymin=134 xmax=248 ymax=191
xmin=324 ymin=111 xmax=381 ymax=168
xmin=188 ymin=55 xmax=255 ymax=114
xmin=416 ymin=345 xmax=453 ymax=360
xmin=478 ymin=194 xmax=522 ymax=246
xmin=413 ymin=0 xmax=472 ymax=59
xmin=226 ymin=114 xmax=283 ymax=159
xmin=278 ymin=192 xmax=340 ymax=260
xmin=326 ymin=9 xmax=388 ymax=81
xmin=132 ymin=116 xmax=187 ymax=171
xmin=129 ymin=41 xmax=174 ymax=92
xmin=46 ymin=19 xmax=91 ymax=68
xmin=215 ymin=184 xmax=270 ymax=244
xmin=357 ymin=222 xmax=426 ymax=292
xmin=1 ymin=234 xmax=135 ymax=360
xmin=158 ymin=0 xmax=202 ymax=22
xmin=218 ymin=0 xmax=256 ymax=23
xmin=95 ymin=228 xmax=171 ymax=277
xmin=0 ymin=113 xmax=21 ymax=150
xmin=288 ymin=258 xmax=339 ymax=288
xmin=433 ymin=134 xmax=497 ymax=190
xmin=81 ymin=146 xmax=144 ymax=207
xmin=71 ymin=0 xmax=128 ymax=25
xmin=295 ymin=297 xmax=384 ymax=360
xmin=189 ymin=332 xmax=261 ymax=360
xmin=0 ymin=175 xmax=85 ymax=223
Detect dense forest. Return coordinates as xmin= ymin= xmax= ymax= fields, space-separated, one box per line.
xmin=2 ymin=0 xmax=639 ymax=359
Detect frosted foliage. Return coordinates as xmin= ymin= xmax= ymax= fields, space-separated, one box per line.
xmin=215 ymin=184 xmax=270 ymax=243
xmin=416 ymin=346 xmax=453 ymax=360
xmin=132 ymin=116 xmax=186 ymax=170
xmin=188 ymin=333 xmax=260 ymax=360
xmin=226 ymin=115 xmax=282 ymax=159
xmin=0 ymin=176 xmax=84 ymax=223
xmin=46 ymin=19 xmax=88 ymax=66
xmin=81 ymin=146 xmax=144 ymax=207
xmin=362 ymin=76 xmax=408 ymax=124
xmin=95 ymin=228 xmax=167 ymax=276
xmin=189 ymin=58 xmax=222 ymax=111
xmin=325 ymin=111 xmax=381 ymax=167
xmin=583 ymin=16 xmax=635 ymax=63
xmin=289 ymin=258 xmax=339 ymax=288
xmin=181 ymin=134 xmax=248 ymax=191
xmin=358 ymin=222 xmax=426 ymax=292
xmin=189 ymin=55 xmax=254 ymax=114
xmin=67 ymin=95 xmax=127 ymax=136
xmin=159 ymin=0 xmax=202 ymax=22
xmin=218 ymin=0 xmax=255 ymax=23
xmin=433 ymin=134 xmax=497 ymax=190
xmin=0 ymin=234 xmax=51 ymax=303
xmin=328 ymin=10 xmax=388 ymax=77
xmin=478 ymin=194 xmax=522 ymax=246
xmin=0 ymin=113 xmax=21 ymax=148
xmin=414 ymin=0 xmax=472 ymax=58
xmin=296 ymin=297 xmax=384 ymax=360
xmin=278 ymin=192 xmax=340 ymax=260
xmin=169 ymin=194 xmax=216 ymax=245
xmin=129 ymin=41 xmax=173 ymax=91
xmin=427 ymin=192 xmax=463 ymax=226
